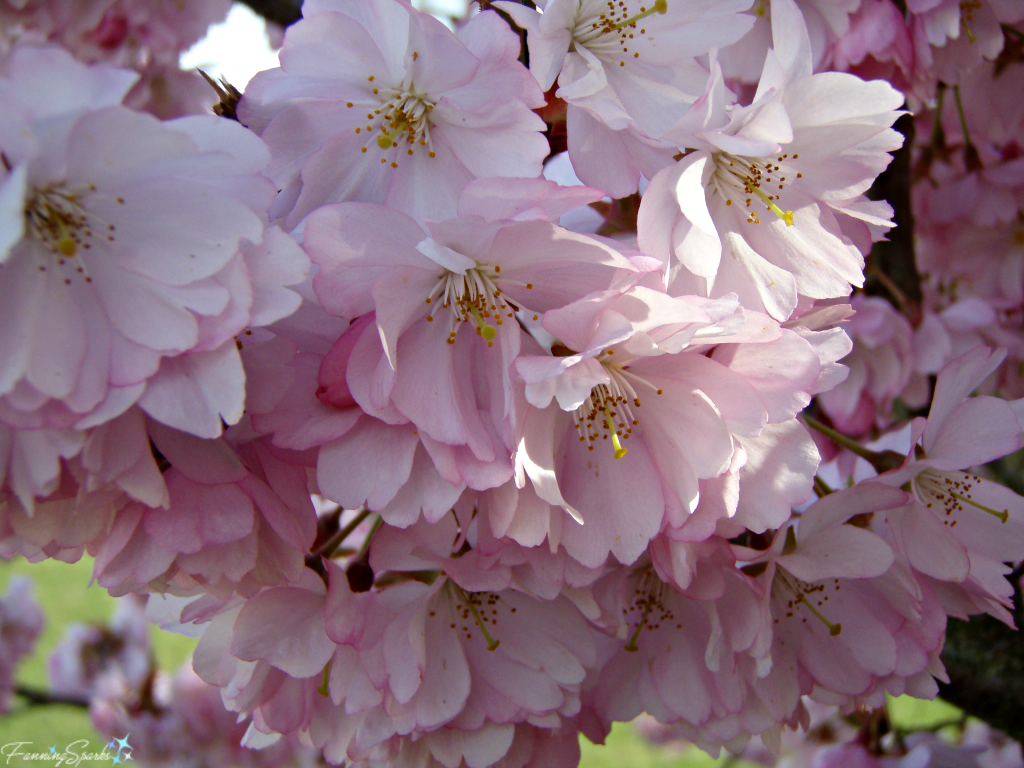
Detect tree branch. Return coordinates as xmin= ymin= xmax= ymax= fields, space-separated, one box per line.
xmin=239 ymin=0 xmax=302 ymax=27
xmin=15 ymin=685 xmax=89 ymax=708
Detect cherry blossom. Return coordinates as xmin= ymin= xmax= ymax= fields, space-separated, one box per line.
xmin=639 ymin=0 xmax=904 ymax=320
xmin=872 ymin=345 xmax=1024 ymax=624
xmin=239 ymin=0 xmax=548 ymax=225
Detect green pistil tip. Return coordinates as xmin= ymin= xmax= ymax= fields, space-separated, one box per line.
xmin=317 ymin=662 xmax=331 ymax=697
xmin=613 ymin=0 xmax=667 ymax=30
xmin=481 ymin=325 xmax=497 ymax=341
xmin=377 ymin=134 xmax=393 ymax=149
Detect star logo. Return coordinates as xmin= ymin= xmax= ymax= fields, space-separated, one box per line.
xmin=114 ymin=735 xmax=131 ymax=753
xmin=122 ymin=753 xmax=133 ymax=762
xmin=111 ymin=757 xmax=121 ymax=766
xmin=49 ymin=747 xmax=56 ymax=755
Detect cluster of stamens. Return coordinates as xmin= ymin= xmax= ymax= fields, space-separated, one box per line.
xmin=444 ymin=583 xmax=505 ymax=651
xmin=914 ymin=469 xmax=1010 ymax=525
xmin=572 ymin=0 xmax=667 ymax=68
xmin=20 ymin=183 xmax=120 ymax=284
xmin=775 ymin=567 xmax=843 ymax=636
xmin=573 ymin=354 xmax=662 ymax=460
xmin=960 ymin=0 xmax=982 ymax=43
xmin=712 ymin=152 xmax=798 ymax=226
xmin=623 ymin=568 xmax=676 ymax=652
xmin=347 ymin=69 xmax=437 ymax=169
xmin=424 ymin=265 xmax=523 ymax=347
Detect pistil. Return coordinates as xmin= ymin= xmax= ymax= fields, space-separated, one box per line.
xmin=612 ymin=0 xmax=666 ymax=30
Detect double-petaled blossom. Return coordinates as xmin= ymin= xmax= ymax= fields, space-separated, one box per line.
xmin=513 ymin=283 xmax=826 ymax=566
xmin=90 ymin=663 xmax=317 ymax=768
xmin=638 ymin=0 xmax=903 ymax=321
xmin=186 ymin=512 xmax=600 ymax=766
xmin=908 ymin=0 xmax=1024 ymax=85
xmin=873 ymin=345 xmax=1024 ymax=624
xmin=817 ymin=295 xmax=924 ymax=435
xmin=0 ymin=46 xmax=310 ymax=440
xmin=735 ymin=482 xmax=948 ymax=709
xmin=304 ymin=180 xmax=636 ymax=499
xmin=239 ymin=0 xmax=548 ymax=226
xmin=91 ymin=425 xmax=317 ymax=598
xmin=494 ymin=0 xmax=755 ymax=196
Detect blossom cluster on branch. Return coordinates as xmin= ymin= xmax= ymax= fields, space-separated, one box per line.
xmin=2 ymin=0 xmax=1024 ymax=765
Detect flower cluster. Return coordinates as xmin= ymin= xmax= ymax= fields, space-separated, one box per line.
xmin=3 ymin=0 xmax=1024 ymax=765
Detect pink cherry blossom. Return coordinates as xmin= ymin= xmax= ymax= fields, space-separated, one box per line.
xmin=872 ymin=345 xmax=1024 ymax=624
xmin=91 ymin=663 xmax=317 ymax=768
xmin=817 ymin=295 xmax=924 ymax=435
xmin=92 ymin=427 xmax=317 ymax=598
xmin=735 ymin=482 xmax=948 ymax=709
xmin=239 ymin=0 xmax=548 ymax=225
xmin=640 ymin=0 xmax=904 ymax=320
xmin=494 ymin=0 xmax=754 ymax=195
xmin=304 ymin=190 xmax=636 ymax=481
xmin=48 ymin=594 xmax=150 ymax=698
xmin=514 ymin=283 xmax=824 ymax=565
xmin=0 ymin=0 xmax=232 ymax=67
xmin=0 ymin=46 xmax=290 ymax=438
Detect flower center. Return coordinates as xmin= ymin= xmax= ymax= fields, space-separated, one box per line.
xmin=960 ymin=0 xmax=982 ymax=43
xmin=571 ymin=0 xmax=667 ymax=67
xmin=775 ymin=566 xmax=842 ymax=636
xmin=424 ymin=266 xmax=518 ymax=347
xmin=710 ymin=151 xmax=796 ymax=226
xmin=913 ymin=468 xmax=1009 ymax=525
xmin=347 ymin=71 xmax=437 ymax=169
xmin=624 ymin=567 xmax=672 ymax=652
xmin=573 ymin=355 xmax=662 ymax=460
xmin=23 ymin=183 xmax=118 ymax=284
xmin=449 ymin=582 xmax=503 ymax=651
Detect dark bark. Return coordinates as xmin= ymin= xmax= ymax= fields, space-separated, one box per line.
xmin=938 ymin=576 xmax=1024 ymax=744
xmin=239 ymin=0 xmax=303 ymax=27
xmin=865 ymin=113 xmax=922 ymax=317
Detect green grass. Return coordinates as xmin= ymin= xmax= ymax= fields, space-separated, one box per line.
xmin=0 ymin=557 xmax=195 ymax=752
xmin=0 ymin=557 xmax=962 ymax=766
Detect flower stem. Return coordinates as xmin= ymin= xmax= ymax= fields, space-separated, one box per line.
xmin=802 ymin=414 xmax=905 ymax=474
xmin=315 ymin=508 xmax=372 ymax=559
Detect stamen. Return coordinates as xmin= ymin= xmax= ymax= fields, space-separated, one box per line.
xmin=612 ymin=0 xmax=666 ymax=30
xmin=453 ymin=584 xmax=500 ymax=651
xmin=777 ymin=569 xmax=842 ymax=636
xmin=798 ymin=594 xmax=842 ymax=636
xmin=750 ymin=185 xmax=793 ymax=225
xmin=624 ymin=598 xmax=652 ymax=652
xmin=949 ymin=490 xmax=1008 ymax=522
